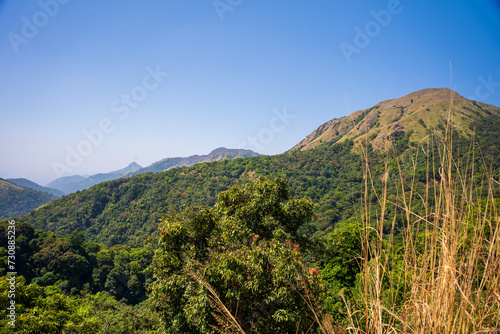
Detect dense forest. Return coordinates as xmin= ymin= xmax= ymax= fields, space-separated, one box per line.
xmin=1 ymin=90 xmax=500 ymax=332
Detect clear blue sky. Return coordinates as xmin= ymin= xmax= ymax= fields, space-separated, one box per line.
xmin=1 ymin=0 xmax=499 ymax=185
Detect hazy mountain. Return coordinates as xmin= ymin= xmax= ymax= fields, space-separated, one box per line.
xmin=0 ymin=178 xmax=57 ymax=219
xmin=7 ymin=178 xmax=65 ymax=198
xmin=123 ymin=147 xmax=261 ymax=177
xmin=47 ymin=162 xmax=142 ymax=194
xmin=291 ymin=88 xmax=500 ymax=152
xmin=45 ymin=175 xmax=87 ymax=194
xmin=108 ymin=162 xmax=143 ymax=175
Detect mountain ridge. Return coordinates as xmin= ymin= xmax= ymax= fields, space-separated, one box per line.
xmin=122 ymin=147 xmax=261 ymax=177
xmin=7 ymin=178 xmax=65 ymax=198
xmin=45 ymin=148 xmax=261 ymax=195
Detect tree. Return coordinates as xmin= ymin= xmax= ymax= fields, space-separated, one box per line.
xmin=149 ymin=177 xmax=325 ymax=333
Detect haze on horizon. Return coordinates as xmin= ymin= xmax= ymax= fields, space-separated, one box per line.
xmin=1 ymin=0 xmax=499 ymax=185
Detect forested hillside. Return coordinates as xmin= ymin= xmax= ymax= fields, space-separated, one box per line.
xmin=0 ymin=179 xmax=57 ymax=219
xmin=0 ymin=221 xmax=153 ymax=304
xmin=21 ymin=141 xmax=363 ymax=247
xmin=6 ymin=178 xmax=64 ymax=198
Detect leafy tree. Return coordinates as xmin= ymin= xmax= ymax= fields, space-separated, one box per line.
xmin=150 ymin=177 xmax=325 ymax=333
xmin=320 ymin=221 xmax=377 ymax=319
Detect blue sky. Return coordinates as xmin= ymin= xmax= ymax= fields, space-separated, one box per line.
xmin=1 ymin=0 xmax=499 ymax=185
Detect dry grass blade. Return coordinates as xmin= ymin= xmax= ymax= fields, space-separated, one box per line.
xmin=344 ymin=88 xmax=500 ymax=333
xmin=292 ymin=280 xmax=338 ymax=334
xmin=186 ymin=269 xmax=246 ymax=334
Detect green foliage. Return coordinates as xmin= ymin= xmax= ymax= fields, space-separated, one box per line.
xmin=149 ymin=177 xmax=324 ymax=333
xmin=0 ymin=179 xmax=57 ymax=219
xmin=0 ymin=276 xmax=159 ymax=333
xmin=0 ymin=221 xmax=153 ymax=305
xmin=15 ymin=116 xmax=500 ymax=248
xmin=319 ymin=221 xmax=367 ymax=320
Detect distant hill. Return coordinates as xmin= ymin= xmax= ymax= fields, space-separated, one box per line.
xmin=0 ymin=179 xmax=57 ymax=219
xmin=291 ymin=88 xmax=500 ymax=152
xmin=7 ymin=178 xmax=65 ymax=198
xmin=45 ymin=148 xmax=261 ymax=195
xmin=123 ymin=147 xmax=261 ymax=177
xmin=46 ymin=162 xmax=142 ymax=194
xmin=45 ymin=175 xmax=87 ymax=194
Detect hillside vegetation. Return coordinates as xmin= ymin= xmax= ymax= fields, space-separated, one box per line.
xmin=21 ymin=141 xmax=363 ymax=247
xmin=6 ymin=178 xmax=64 ymax=198
xmin=0 ymin=179 xmax=57 ymax=219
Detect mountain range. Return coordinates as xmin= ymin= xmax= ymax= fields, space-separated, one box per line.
xmin=11 ymin=87 xmax=500 ymax=246
xmin=46 ymin=162 xmax=143 ymax=195
xmin=45 ymin=147 xmax=261 ymax=195
xmin=123 ymin=147 xmax=261 ymax=177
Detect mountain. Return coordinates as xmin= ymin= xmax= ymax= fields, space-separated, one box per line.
xmin=7 ymin=178 xmax=65 ymax=198
xmin=45 ymin=175 xmax=87 ymax=194
xmin=47 ymin=162 xmax=142 ymax=194
xmin=123 ymin=147 xmax=261 ymax=177
xmin=0 ymin=178 xmax=57 ymax=219
xmin=108 ymin=161 xmax=143 ymax=175
xmin=292 ymin=88 xmax=500 ymax=151
xmin=46 ymin=148 xmax=260 ymax=195
xmin=14 ymin=88 xmax=500 ymax=247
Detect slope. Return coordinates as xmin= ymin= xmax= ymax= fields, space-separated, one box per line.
xmin=7 ymin=178 xmax=65 ymax=197
xmin=0 ymin=179 xmax=57 ymax=219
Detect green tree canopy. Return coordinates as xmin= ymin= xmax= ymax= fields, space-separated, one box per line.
xmin=149 ymin=177 xmax=325 ymax=333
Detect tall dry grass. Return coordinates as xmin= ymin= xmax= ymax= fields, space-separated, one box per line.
xmin=348 ymin=90 xmax=500 ymax=333
xmin=207 ymin=90 xmax=499 ymax=333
